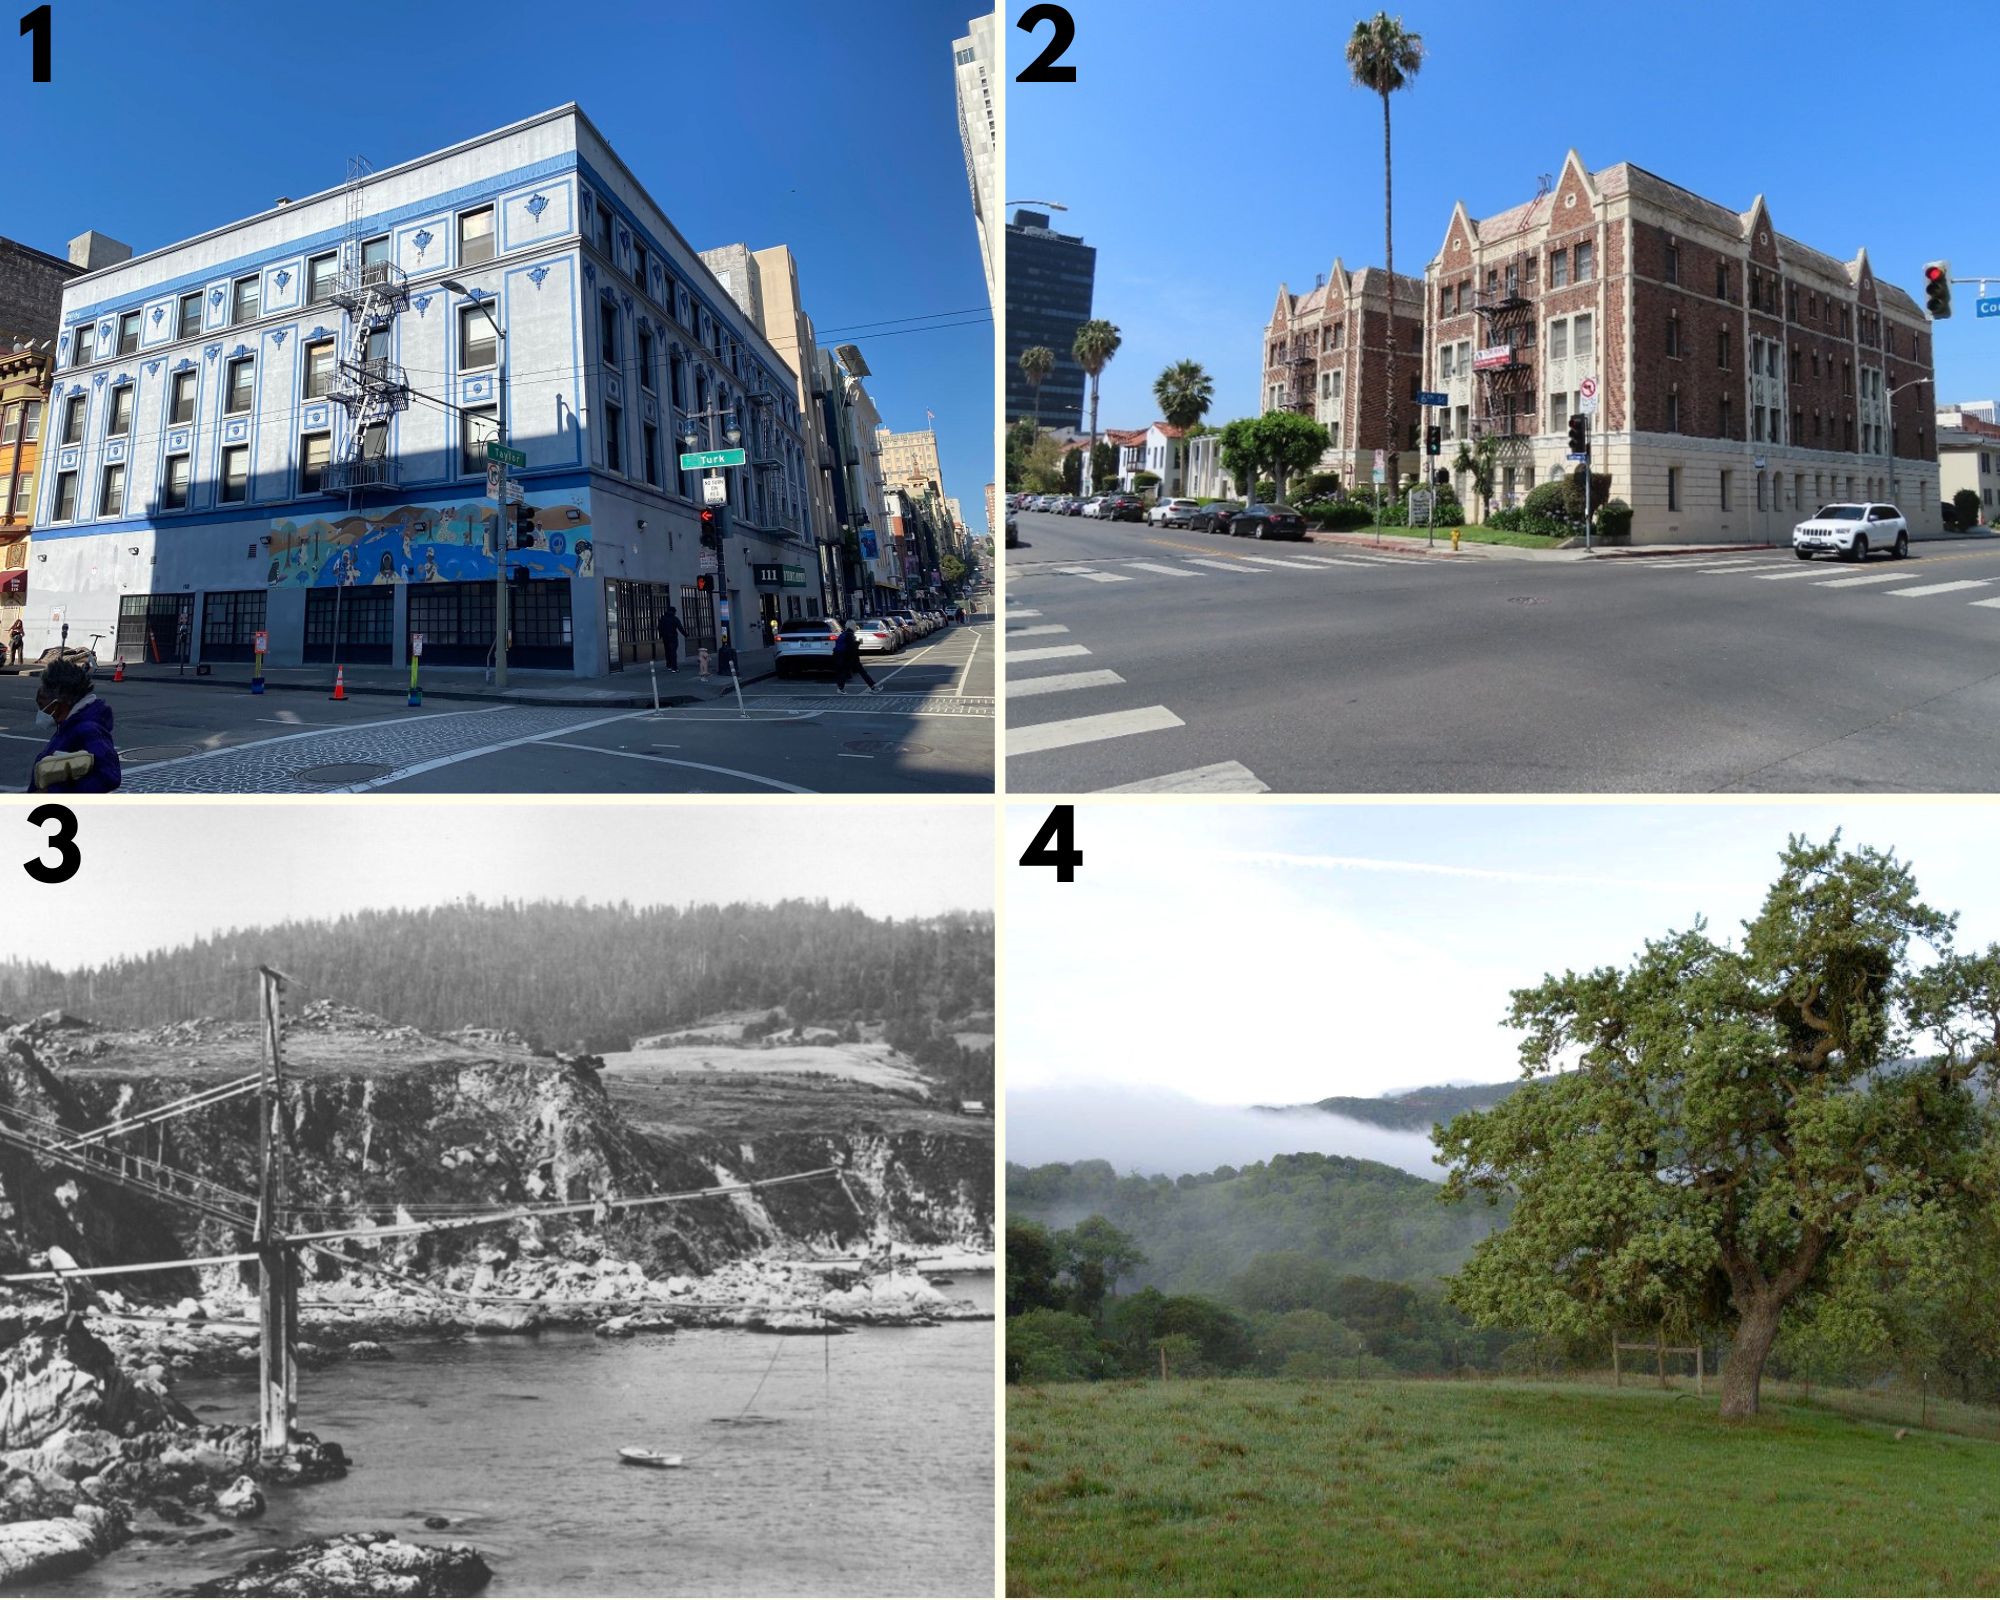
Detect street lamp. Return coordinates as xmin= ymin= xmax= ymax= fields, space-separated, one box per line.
xmin=1885 ymin=375 xmax=1929 ymax=521
xmin=441 ymin=278 xmax=510 ymax=689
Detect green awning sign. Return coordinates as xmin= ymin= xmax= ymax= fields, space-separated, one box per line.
xmin=751 ymin=563 xmax=809 ymax=588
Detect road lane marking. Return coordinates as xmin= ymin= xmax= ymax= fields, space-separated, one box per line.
xmin=1074 ymin=571 xmax=1132 ymax=583
xmin=335 ymin=710 xmax=648 ymax=792
xmin=954 ymin=626 xmax=983 ymax=697
xmin=1124 ymin=562 xmax=1197 ymax=577
xmin=1750 ymin=568 xmax=1839 ymax=580
xmin=1007 ymin=609 xmax=1042 ymax=619
xmin=1887 ymin=579 xmax=1993 ymax=598
xmin=1182 ymin=558 xmax=1263 ymax=573
xmin=1969 ymin=598 xmax=2000 ymax=609
xmin=1239 ymin=555 xmax=1333 ymax=570
xmin=1008 ymin=624 xmax=1070 ymax=636
xmin=1007 ymin=705 xmax=1183 ymax=758
xmin=1816 ymin=572 xmax=1912 ymax=588
xmin=1008 ymin=644 xmax=1092 ymax=663
xmin=1007 ymin=670 xmax=1125 ymax=699
xmin=1097 ymin=760 xmax=1270 ymax=794
xmin=534 ymin=741 xmax=816 ymax=792
xmin=1290 ymin=555 xmax=1389 ymax=568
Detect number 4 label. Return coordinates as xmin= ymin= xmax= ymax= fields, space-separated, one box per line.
xmin=1019 ymin=804 xmax=1081 ymax=882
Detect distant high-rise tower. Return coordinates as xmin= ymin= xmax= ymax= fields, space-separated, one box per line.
xmin=1005 ymin=210 xmax=1094 ymax=432
xmin=952 ymin=13 xmax=999 ymax=311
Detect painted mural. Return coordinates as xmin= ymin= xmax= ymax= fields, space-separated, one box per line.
xmin=264 ymin=493 xmax=596 ymax=588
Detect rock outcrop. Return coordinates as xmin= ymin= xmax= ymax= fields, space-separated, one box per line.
xmin=0 ymin=1503 xmax=123 ymax=1586
xmin=0 ymin=1316 xmax=193 ymax=1450
xmin=185 ymin=1530 xmax=493 ymax=1597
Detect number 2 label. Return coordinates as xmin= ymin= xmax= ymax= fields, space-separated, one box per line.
xmin=1015 ymin=3 xmax=1075 ymax=83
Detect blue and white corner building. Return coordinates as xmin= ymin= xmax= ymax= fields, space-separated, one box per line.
xmin=36 ymin=104 xmax=824 ymax=675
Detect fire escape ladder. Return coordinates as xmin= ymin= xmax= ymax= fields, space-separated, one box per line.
xmin=324 ymin=155 xmax=411 ymax=498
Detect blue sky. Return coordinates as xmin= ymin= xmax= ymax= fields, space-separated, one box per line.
xmin=1009 ymin=0 xmax=1995 ymax=434
xmin=1007 ymin=802 xmax=2000 ymax=1110
xmin=13 ymin=0 xmax=993 ymax=534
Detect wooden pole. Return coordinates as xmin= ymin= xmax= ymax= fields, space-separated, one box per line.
xmin=1656 ymin=1324 xmax=1666 ymax=1390
xmin=256 ymin=966 xmax=295 ymax=1457
xmin=1159 ymin=1344 xmax=1167 ymax=1382
xmin=1612 ymin=1336 xmax=1621 ymax=1389
xmin=1695 ymin=1340 xmax=1703 ymax=1398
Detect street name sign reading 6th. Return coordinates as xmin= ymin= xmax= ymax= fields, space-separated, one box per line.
xmin=486 ymin=442 xmax=526 ymax=469
xmin=1416 ymin=389 xmax=1449 ymax=408
xmin=680 ymin=447 xmax=747 ymax=470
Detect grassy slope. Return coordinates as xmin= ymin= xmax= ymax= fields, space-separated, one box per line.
xmin=1008 ymin=1378 xmax=2000 ymax=1596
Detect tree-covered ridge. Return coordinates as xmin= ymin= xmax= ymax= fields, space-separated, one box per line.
xmin=0 ymin=900 xmax=994 ymax=1071
xmin=1005 ymin=1151 xmax=1506 ymax=1294
xmin=1268 ymin=1079 xmax=1525 ymax=1129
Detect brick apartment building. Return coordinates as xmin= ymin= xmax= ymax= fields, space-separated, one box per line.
xmin=1425 ymin=150 xmax=1939 ymax=541
xmin=1261 ymin=258 xmax=1424 ymax=492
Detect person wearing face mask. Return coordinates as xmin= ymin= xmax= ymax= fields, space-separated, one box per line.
xmin=26 ymin=658 xmax=121 ymax=793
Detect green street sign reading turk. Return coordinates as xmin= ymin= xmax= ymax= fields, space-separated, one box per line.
xmin=679 ymin=447 xmax=747 ymax=470
xmin=485 ymin=442 xmax=526 ymax=468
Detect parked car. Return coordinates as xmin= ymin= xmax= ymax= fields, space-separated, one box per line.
xmin=1194 ymin=501 xmax=1244 ymax=535
xmin=773 ymin=616 xmax=845 ymax=677
xmin=1099 ymin=494 xmax=1146 ymax=522
xmin=887 ymin=609 xmax=927 ymax=638
xmin=1792 ymin=502 xmax=1909 ymax=561
xmin=1061 ymin=496 xmax=1086 ymax=516
xmin=1080 ymin=497 xmax=1105 ymax=518
xmin=1230 ymin=503 xmax=1307 ymax=540
xmin=851 ymin=618 xmax=901 ymax=655
xmin=1148 ymin=497 xmax=1203 ymax=526
xmin=1162 ymin=500 xmax=1212 ymax=529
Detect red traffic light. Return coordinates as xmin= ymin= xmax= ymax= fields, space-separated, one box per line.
xmin=699 ymin=507 xmax=716 ymax=523
xmin=1926 ymin=265 xmax=1946 ymax=283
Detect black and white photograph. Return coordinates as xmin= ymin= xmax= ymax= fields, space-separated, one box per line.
xmin=0 ymin=801 xmax=995 ymax=1598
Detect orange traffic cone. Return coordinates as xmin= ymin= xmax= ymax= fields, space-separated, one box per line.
xmin=111 ymin=658 xmax=124 ymax=682
xmin=330 ymin=666 xmax=346 ymax=701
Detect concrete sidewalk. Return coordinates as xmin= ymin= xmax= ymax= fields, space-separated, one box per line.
xmin=67 ymin=658 xmax=739 ymax=709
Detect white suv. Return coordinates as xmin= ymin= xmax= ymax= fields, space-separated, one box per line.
xmin=1147 ymin=497 xmax=1203 ymax=526
xmin=1793 ymin=502 xmax=1909 ymax=562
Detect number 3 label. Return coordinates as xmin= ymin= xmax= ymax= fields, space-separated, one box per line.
xmin=1015 ymin=3 xmax=1075 ymax=82
xmin=24 ymin=804 xmax=80 ymax=884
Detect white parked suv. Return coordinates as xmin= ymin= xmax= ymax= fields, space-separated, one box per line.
xmin=1792 ymin=502 xmax=1909 ymax=562
xmin=1147 ymin=497 xmax=1203 ymax=526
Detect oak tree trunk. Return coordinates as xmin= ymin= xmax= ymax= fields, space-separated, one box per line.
xmin=1719 ymin=1296 xmax=1782 ymax=1418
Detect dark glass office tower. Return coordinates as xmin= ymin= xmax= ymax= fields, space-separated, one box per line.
xmin=1005 ymin=210 xmax=1095 ymax=431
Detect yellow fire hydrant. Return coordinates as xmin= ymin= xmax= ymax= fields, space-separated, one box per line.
xmin=1452 ymin=527 xmax=1462 ymax=553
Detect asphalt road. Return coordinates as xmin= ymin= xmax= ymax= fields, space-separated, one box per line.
xmin=1003 ymin=510 xmax=2000 ymax=793
xmin=5 ymin=622 xmax=993 ymax=794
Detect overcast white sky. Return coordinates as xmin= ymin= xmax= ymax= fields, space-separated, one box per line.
xmin=1006 ymin=803 xmax=2000 ymax=1118
xmin=15 ymin=802 xmax=992 ymax=968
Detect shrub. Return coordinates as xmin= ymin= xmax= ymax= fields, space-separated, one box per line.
xmin=1256 ymin=479 xmax=1277 ymax=502
xmin=1521 ymin=480 xmax=1569 ymax=521
xmin=1954 ymin=487 xmax=1984 ymax=529
xmin=1487 ymin=508 xmax=1524 ymax=531
xmin=1309 ymin=501 xmax=1376 ymax=532
xmin=1006 ymin=1310 xmax=1104 ymax=1383
xmin=1561 ymin=467 xmax=1614 ymax=520
xmin=1597 ymin=498 xmax=1634 ymax=541
xmin=1291 ymin=470 xmax=1344 ymax=503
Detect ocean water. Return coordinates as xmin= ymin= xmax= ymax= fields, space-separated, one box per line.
xmin=28 ymin=1275 xmax=994 ymax=1598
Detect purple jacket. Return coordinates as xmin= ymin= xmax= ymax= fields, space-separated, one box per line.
xmin=26 ymin=695 xmax=121 ymax=793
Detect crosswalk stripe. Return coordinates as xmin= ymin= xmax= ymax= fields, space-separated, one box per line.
xmin=1123 ymin=561 xmax=1198 ymax=577
xmin=1008 ymin=609 xmax=1042 ymax=619
xmin=1008 ymin=669 xmax=1125 ymax=699
xmin=1182 ymin=558 xmax=1263 ymax=573
xmin=1239 ymin=555 xmax=1333 ymax=571
xmin=1968 ymin=598 xmax=2000 ymax=610
xmin=1008 ymin=624 xmax=1070 ymax=637
xmin=1887 ymin=579 xmax=1993 ymax=598
xmin=1007 ymin=705 xmax=1184 ymax=758
xmin=1291 ymin=555 xmax=1389 ymax=568
xmin=1097 ymin=760 xmax=1270 ymax=794
xmin=1008 ymin=644 xmax=1092 ymax=663
xmin=1692 ymin=561 xmax=1778 ymax=573
xmin=1078 ymin=571 xmax=1133 ymax=583
xmin=1816 ymin=572 xmax=1912 ymax=588
xmin=1750 ymin=569 xmax=1838 ymax=581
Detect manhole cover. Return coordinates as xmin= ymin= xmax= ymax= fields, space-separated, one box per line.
xmin=122 ymin=744 xmax=201 ymax=763
xmin=293 ymin=762 xmax=394 ymax=785
xmin=1506 ymin=595 xmax=1546 ymax=606
xmin=842 ymin=739 xmax=934 ymax=757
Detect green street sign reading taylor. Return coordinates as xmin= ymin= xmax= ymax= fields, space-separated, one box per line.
xmin=485 ymin=442 xmax=526 ymax=468
xmin=679 ymin=447 xmax=747 ymax=470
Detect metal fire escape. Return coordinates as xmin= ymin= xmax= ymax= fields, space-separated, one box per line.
xmin=325 ymin=156 xmax=410 ymax=498
xmin=1286 ymin=333 xmax=1316 ymax=418
xmin=1473 ymin=250 xmax=1538 ymax=461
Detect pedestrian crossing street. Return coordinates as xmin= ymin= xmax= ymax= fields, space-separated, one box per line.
xmin=1626 ymin=552 xmax=2000 ymax=610
xmin=1003 ymin=607 xmax=1270 ymax=793
xmin=1007 ymin=546 xmax=1425 ymax=589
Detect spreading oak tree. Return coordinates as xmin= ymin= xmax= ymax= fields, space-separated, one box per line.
xmin=1438 ymin=836 xmax=2000 ymax=1417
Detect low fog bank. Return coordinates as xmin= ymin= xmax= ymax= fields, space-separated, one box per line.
xmin=1007 ymin=1083 xmax=1446 ymax=1180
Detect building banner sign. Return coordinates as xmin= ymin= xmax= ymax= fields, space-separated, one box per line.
xmin=1472 ymin=345 xmax=1515 ymax=371
xmin=264 ymin=493 xmax=596 ymax=588
xmin=860 ymin=530 xmax=880 ymax=560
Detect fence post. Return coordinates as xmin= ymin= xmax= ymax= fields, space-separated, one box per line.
xmin=1612 ymin=1336 xmax=1621 ymax=1389
xmin=1695 ymin=1341 xmax=1703 ymax=1398
xmin=1159 ymin=1344 xmax=1168 ymax=1382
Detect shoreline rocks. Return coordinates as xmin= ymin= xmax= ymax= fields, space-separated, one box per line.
xmin=184 ymin=1530 xmax=492 ymax=1597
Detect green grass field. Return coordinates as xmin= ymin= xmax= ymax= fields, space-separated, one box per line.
xmin=1007 ymin=1377 xmax=2000 ymax=1596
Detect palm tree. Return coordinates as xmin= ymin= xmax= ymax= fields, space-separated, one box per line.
xmin=1451 ymin=435 xmax=1498 ymax=522
xmin=1018 ymin=345 xmax=1055 ymax=436
xmin=1347 ymin=12 xmax=1424 ymax=499
xmin=1072 ymin=320 xmax=1123 ymax=472
xmin=1153 ymin=360 xmax=1214 ymax=496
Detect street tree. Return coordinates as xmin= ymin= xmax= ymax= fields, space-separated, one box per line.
xmin=1153 ymin=360 xmax=1214 ymax=493
xmin=1450 ymin=434 xmax=1499 ymax=521
xmin=1072 ymin=320 xmax=1123 ymax=467
xmin=1219 ymin=412 xmax=1332 ymax=502
xmin=1346 ymin=11 xmax=1424 ymax=497
xmin=1018 ymin=345 xmax=1055 ymax=436
xmin=1438 ymin=834 xmax=2000 ymax=1419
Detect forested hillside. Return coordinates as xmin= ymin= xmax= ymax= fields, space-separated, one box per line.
xmin=1006 ymin=1151 xmax=1506 ymax=1294
xmin=1283 ymin=1079 xmax=1526 ymax=1129
xmin=0 ymin=900 xmax=993 ymax=1079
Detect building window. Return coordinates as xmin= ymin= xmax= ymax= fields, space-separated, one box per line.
xmin=361 ymin=420 xmax=387 ymax=461
xmin=1666 ymin=315 xmax=1680 ymax=358
xmin=1719 ymin=396 xmax=1732 ymax=438
xmin=73 ymin=323 xmax=94 ymax=364
xmin=232 ymin=274 xmax=261 ymax=326
xmin=1439 ymin=285 xmax=1451 ymax=317
xmin=306 ymin=251 xmax=339 ymax=305
xmin=299 ymin=432 xmax=331 ymax=494
xmin=603 ymin=402 xmax=623 ymax=473
xmin=669 ymin=348 xmax=686 ymax=408
xmin=632 ymin=240 xmax=647 ymax=287
xmin=460 ymin=404 xmax=496 ymax=475
xmin=1716 ymin=262 xmax=1728 ymax=299
xmin=117 ymin=310 xmax=140 ymax=355
xmin=302 ymin=339 xmax=336 ymax=398
xmin=638 ymin=324 xmax=655 ymax=390
xmin=1790 ymin=347 xmax=1802 ymax=382
xmin=1793 ymin=407 xmax=1803 ymax=442
xmin=1574 ymin=241 xmax=1593 ymax=281
xmin=53 ymin=470 xmax=77 ymax=520
xmin=600 ymin=298 xmax=619 ymax=365
xmin=1550 ymin=391 xmax=1571 ymax=434
xmin=1664 ymin=241 xmax=1679 ymax=284
xmin=107 ymin=383 xmax=132 ymax=437
xmin=362 ymin=235 xmax=390 ymax=270
xmin=220 ymin=444 xmax=249 ymax=502
xmin=226 ymin=355 xmax=254 ymax=413
xmin=1842 ymin=360 xmax=1852 ymax=395
xmin=459 ymin=205 xmax=496 ymax=267
xmin=459 ymin=304 xmax=497 ymax=370
xmin=0 ymin=407 xmax=17 ymax=447
xmin=1548 ymin=248 xmax=1569 ymax=288
xmin=161 ymin=453 xmax=190 ymax=510
xmin=643 ymin=420 xmax=660 ymax=486
xmin=1756 ymin=471 xmax=1766 ymax=512
xmin=177 ymin=292 xmax=202 ymax=339
xmin=1438 ymin=345 xmax=1454 ymax=380
xmin=1667 ymin=466 xmax=1680 ymax=511
xmin=1573 ymin=313 xmax=1593 ymax=358
xmin=21 ymin=400 xmax=40 ymax=441
xmin=1549 ymin=319 xmax=1568 ymax=361
xmin=1666 ymin=391 xmax=1679 ymax=432
xmin=61 ymin=393 xmax=84 ymax=444
xmin=169 ymin=369 xmax=196 ymax=424
xmin=98 ymin=462 xmax=124 ymax=517
xmin=1717 ymin=329 xmax=1729 ymax=369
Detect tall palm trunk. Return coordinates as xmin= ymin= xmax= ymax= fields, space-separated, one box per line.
xmin=1087 ymin=377 xmax=1101 ymax=490
xmin=1381 ymin=87 xmax=1395 ymax=499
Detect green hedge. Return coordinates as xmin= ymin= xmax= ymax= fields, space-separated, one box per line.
xmin=1597 ymin=499 xmax=1633 ymax=540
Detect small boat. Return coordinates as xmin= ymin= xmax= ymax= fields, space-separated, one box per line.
xmin=618 ymin=1448 xmax=685 ymax=1469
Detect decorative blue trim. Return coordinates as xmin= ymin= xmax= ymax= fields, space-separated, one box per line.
xmin=151 ymin=306 xmax=164 ymax=326
xmin=528 ymin=265 xmax=549 ymax=289
xmin=209 ymin=288 xmax=224 ymax=307
xmin=412 ymin=293 xmax=432 ymax=317
xmin=413 ymin=227 xmax=434 ymax=256
xmin=310 ymin=324 xmax=328 ymax=340
xmin=145 ymin=360 xmax=161 ymax=377
xmin=92 ymin=373 xmax=106 ymax=388
xmin=230 ymin=343 xmax=250 ymax=359
xmin=275 ymin=269 xmax=291 ymax=289
xmin=270 ymin=329 xmax=288 ymax=347
xmin=526 ymin=192 xmax=548 ymax=220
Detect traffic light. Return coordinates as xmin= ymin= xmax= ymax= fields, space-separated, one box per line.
xmin=1425 ymin=424 xmax=1442 ymax=456
xmin=1567 ymin=413 xmax=1588 ymax=454
xmin=1925 ymin=261 xmax=1952 ymax=319
xmin=512 ymin=503 xmax=536 ymax=548
xmin=694 ymin=574 xmax=714 ymax=594
xmin=698 ymin=507 xmax=722 ymax=550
